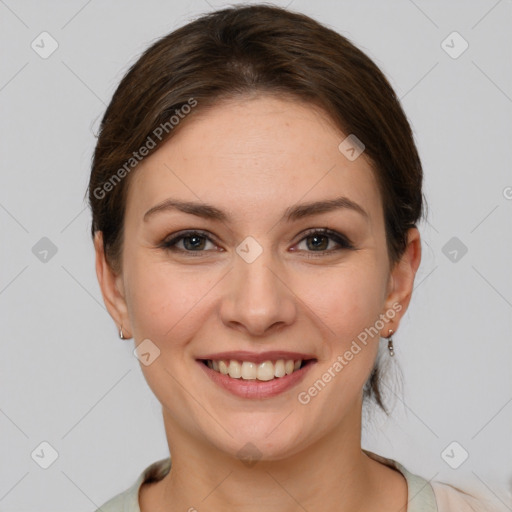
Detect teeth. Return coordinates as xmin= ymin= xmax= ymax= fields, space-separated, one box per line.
xmin=257 ymin=361 xmax=275 ymax=381
xmin=206 ymin=358 xmax=305 ymax=380
xmin=241 ymin=361 xmax=257 ymax=380
xmin=228 ymin=360 xmax=241 ymax=378
xmin=274 ymin=359 xmax=286 ymax=378
xmin=218 ymin=360 xmax=229 ymax=375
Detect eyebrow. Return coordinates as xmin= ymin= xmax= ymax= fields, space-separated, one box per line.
xmin=143 ymin=196 xmax=368 ymax=223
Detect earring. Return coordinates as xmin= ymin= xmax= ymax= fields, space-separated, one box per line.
xmin=119 ymin=326 xmax=125 ymax=340
xmin=387 ymin=329 xmax=395 ymax=357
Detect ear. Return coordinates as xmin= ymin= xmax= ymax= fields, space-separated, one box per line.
xmin=380 ymin=227 xmax=422 ymax=336
xmin=94 ymin=232 xmax=132 ymax=338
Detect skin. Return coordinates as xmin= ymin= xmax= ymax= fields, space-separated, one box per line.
xmin=95 ymin=95 xmax=421 ymax=512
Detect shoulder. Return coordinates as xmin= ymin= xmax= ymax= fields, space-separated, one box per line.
xmin=94 ymin=458 xmax=171 ymax=512
xmin=363 ymin=449 xmax=437 ymax=510
xmin=363 ymin=449 xmax=503 ymax=512
xmin=93 ymin=475 xmax=144 ymax=512
xmin=431 ymin=481 xmax=504 ymax=512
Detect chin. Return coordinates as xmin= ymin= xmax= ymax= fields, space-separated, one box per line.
xmin=199 ymin=415 xmax=314 ymax=463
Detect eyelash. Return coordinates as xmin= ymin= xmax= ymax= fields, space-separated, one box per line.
xmin=160 ymin=228 xmax=354 ymax=258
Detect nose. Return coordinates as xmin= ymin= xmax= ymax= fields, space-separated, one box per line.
xmin=219 ymin=248 xmax=297 ymax=337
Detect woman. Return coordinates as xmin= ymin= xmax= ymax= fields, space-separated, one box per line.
xmin=89 ymin=4 xmax=492 ymax=511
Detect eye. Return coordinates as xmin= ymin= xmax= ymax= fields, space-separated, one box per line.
xmin=160 ymin=228 xmax=354 ymax=257
xmin=294 ymin=228 xmax=354 ymax=256
xmin=161 ymin=230 xmax=219 ymax=255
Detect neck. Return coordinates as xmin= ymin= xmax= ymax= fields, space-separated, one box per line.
xmin=141 ymin=401 xmax=406 ymax=512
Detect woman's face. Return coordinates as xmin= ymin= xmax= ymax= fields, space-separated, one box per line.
xmin=96 ymin=95 xmax=420 ymax=461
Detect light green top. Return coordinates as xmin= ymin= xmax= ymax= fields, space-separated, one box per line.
xmin=94 ymin=449 xmax=460 ymax=512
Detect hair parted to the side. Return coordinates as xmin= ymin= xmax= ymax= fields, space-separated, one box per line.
xmin=88 ymin=3 xmax=424 ymax=414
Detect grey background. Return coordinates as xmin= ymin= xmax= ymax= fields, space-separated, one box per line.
xmin=1 ymin=0 xmax=511 ymax=510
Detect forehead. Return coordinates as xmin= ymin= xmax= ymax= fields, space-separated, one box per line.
xmin=127 ymin=95 xmax=383 ymax=225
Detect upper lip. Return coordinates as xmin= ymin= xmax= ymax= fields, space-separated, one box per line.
xmin=196 ymin=350 xmax=317 ymax=364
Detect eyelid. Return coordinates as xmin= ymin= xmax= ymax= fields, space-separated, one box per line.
xmin=293 ymin=228 xmax=354 ymax=256
xmin=161 ymin=229 xmax=219 ymax=252
xmin=295 ymin=227 xmax=353 ymax=247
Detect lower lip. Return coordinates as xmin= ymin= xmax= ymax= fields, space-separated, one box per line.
xmin=197 ymin=360 xmax=316 ymax=399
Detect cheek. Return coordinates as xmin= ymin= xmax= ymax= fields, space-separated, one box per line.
xmin=123 ymin=258 xmax=214 ymax=401
xmin=124 ymin=249 xmax=388 ymax=348
xmin=290 ymin=264 xmax=388 ymax=428
xmin=123 ymin=254 xmax=217 ymax=343
xmin=298 ymin=260 xmax=388 ymax=342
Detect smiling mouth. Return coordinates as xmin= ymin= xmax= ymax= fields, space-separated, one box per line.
xmin=199 ymin=358 xmax=316 ymax=381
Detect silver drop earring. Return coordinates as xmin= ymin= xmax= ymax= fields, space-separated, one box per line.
xmin=387 ymin=329 xmax=395 ymax=356
xmin=119 ymin=326 xmax=125 ymax=340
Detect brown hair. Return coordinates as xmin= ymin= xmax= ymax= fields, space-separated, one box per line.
xmin=88 ymin=4 xmax=424 ymax=413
